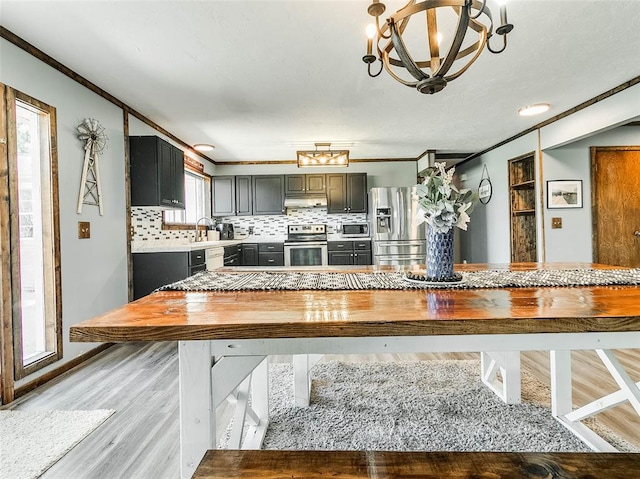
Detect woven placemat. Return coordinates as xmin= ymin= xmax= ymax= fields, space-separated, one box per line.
xmin=158 ymin=268 xmax=640 ymax=292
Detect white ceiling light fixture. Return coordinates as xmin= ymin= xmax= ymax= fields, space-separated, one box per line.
xmin=518 ymin=103 xmax=551 ymax=116
xmin=193 ymin=143 xmax=215 ymax=152
xmin=297 ymin=143 xmax=349 ymax=168
xmin=362 ymin=0 xmax=514 ymax=94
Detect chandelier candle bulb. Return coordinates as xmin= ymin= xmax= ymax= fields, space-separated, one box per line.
xmin=366 ymin=24 xmax=376 ymax=55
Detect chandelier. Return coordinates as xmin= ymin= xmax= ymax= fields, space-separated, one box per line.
xmin=362 ymin=0 xmax=514 ymax=94
xmin=297 ymin=143 xmax=349 ymax=167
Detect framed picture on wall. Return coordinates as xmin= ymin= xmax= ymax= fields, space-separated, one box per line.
xmin=547 ymin=180 xmax=583 ymax=209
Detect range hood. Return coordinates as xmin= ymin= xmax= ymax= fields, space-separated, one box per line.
xmin=283 ymin=194 xmax=328 ymax=209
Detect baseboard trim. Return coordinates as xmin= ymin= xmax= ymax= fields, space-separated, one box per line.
xmin=14 ymin=343 xmax=114 ymax=399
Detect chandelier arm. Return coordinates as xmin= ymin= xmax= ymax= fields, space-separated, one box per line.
xmin=433 ymin=1 xmax=471 ymax=78
xmin=375 ymin=15 xmax=392 ymax=40
xmin=486 ymin=32 xmax=507 ymax=54
xmin=381 ymin=51 xmax=419 ymax=87
xmin=368 ymin=58 xmax=384 ymax=77
xmin=389 ymin=20 xmax=430 ymax=81
xmin=469 ymin=0 xmax=487 ymax=20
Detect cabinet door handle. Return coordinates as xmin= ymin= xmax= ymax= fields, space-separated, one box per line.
xmin=344 ymin=207 xmax=347 ymax=211
xmin=268 ymin=259 xmax=275 ymax=263
xmin=337 ymin=245 xmax=344 ymax=248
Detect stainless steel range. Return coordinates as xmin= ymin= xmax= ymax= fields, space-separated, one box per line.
xmin=284 ymin=224 xmax=328 ymax=267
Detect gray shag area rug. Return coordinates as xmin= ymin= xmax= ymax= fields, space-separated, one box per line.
xmin=0 ymin=409 xmax=115 ymax=479
xmin=222 ymin=360 xmax=637 ymax=452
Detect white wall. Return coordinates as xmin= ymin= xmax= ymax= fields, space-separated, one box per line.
xmin=457 ymin=97 xmax=640 ymax=265
xmin=456 ymin=132 xmax=539 ymax=264
xmin=1 ymin=39 xmax=128 ymax=386
xmin=542 ymin=125 xmax=640 ymax=263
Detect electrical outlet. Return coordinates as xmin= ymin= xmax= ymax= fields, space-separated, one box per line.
xmin=78 ymin=221 xmax=91 ymax=239
xmin=551 ymin=217 xmax=562 ymax=229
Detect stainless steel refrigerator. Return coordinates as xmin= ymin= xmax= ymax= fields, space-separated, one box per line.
xmin=368 ymin=187 xmax=426 ymax=266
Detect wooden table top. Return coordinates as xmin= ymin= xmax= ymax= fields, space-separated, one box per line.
xmin=70 ymin=263 xmax=640 ymax=343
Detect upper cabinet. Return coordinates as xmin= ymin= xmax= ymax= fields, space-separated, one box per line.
xmin=327 ymin=173 xmax=368 ymax=214
xmin=130 ymin=136 xmax=185 ymax=209
xmin=252 ymin=175 xmax=285 ymax=215
xmin=285 ymin=174 xmax=326 ymax=195
xmin=508 ymin=154 xmax=537 ymax=262
xmin=213 ymin=175 xmax=253 ymax=216
xmin=212 ymin=173 xmax=367 ymax=216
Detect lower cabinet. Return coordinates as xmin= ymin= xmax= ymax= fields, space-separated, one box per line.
xmin=258 ymin=243 xmax=284 ymax=266
xmin=328 ymin=241 xmax=372 ymax=265
xmin=223 ymin=245 xmax=240 ymax=266
xmin=240 ymin=243 xmax=259 ymax=266
xmin=133 ymin=249 xmax=205 ymax=300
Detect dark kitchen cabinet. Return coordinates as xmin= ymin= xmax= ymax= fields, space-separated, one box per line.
xmin=258 ymin=242 xmax=284 ymax=266
xmin=240 ymin=243 xmax=259 ymax=266
xmin=212 ymin=176 xmax=235 ymax=216
xmin=285 ymin=174 xmax=326 ymax=195
xmin=133 ymin=249 xmax=204 ymax=299
xmin=223 ymin=245 xmax=240 ymax=266
xmin=235 ymin=175 xmax=253 ymax=215
xmin=327 ymin=173 xmax=367 ymax=214
xmin=328 ymin=240 xmax=372 ymax=265
xmin=213 ymin=175 xmax=253 ymax=216
xmin=252 ymin=175 xmax=285 ymax=215
xmin=130 ymin=136 xmax=185 ymax=209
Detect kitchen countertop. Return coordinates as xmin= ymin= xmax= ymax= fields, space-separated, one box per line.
xmin=132 ymin=236 xmax=286 ymax=253
xmin=132 ymin=235 xmax=372 ymax=253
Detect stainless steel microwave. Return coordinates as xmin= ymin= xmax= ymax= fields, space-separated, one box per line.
xmin=341 ymin=223 xmax=370 ymax=238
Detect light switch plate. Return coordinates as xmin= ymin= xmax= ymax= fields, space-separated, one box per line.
xmin=551 ymin=217 xmax=562 ymax=229
xmin=78 ymin=221 xmax=91 ymax=239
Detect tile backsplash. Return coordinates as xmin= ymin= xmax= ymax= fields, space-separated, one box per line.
xmin=131 ymin=207 xmax=367 ymax=241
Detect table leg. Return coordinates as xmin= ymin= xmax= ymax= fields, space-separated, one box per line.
xmin=550 ymin=350 xmax=572 ymax=418
xmin=550 ymin=349 xmax=617 ymax=451
xmin=293 ymin=354 xmax=324 ymax=407
xmin=480 ymin=351 xmax=521 ymax=404
xmin=242 ymin=358 xmax=269 ymax=449
xmin=179 ymin=340 xmax=214 ymax=479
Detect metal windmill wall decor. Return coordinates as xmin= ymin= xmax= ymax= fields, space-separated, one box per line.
xmin=76 ymin=118 xmax=108 ymax=215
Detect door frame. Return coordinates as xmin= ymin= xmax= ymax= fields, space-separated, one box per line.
xmin=590 ymin=146 xmax=640 ymax=264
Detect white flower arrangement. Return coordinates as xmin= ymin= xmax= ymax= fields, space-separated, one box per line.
xmin=415 ymin=162 xmax=477 ymax=233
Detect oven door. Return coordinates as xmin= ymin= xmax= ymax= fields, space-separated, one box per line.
xmin=284 ymin=242 xmax=328 ymax=267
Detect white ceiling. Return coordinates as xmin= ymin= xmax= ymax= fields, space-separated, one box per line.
xmin=2 ymin=0 xmax=640 ymax=163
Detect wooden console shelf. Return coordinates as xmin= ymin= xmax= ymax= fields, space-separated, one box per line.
xmin=508 ymin=154 xmax=537 ymax=262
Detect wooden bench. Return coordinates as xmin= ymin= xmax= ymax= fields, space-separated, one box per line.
xmin=192 ymin=450 xmax=640 ymax=478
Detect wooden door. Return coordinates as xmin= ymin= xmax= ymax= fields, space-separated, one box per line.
xmin=592 ymin=147 xmax=640 ymax=267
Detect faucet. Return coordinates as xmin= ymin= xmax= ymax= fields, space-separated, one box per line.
xmin=194 ymin=217 xmax=213 ymax=242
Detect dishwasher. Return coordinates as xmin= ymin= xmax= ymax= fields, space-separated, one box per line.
xmin=205 ymin=248 xmax=224 ymax=270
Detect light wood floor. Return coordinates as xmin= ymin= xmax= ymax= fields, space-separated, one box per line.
xmin=5 ymin=343 xmax=640 ymax=478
